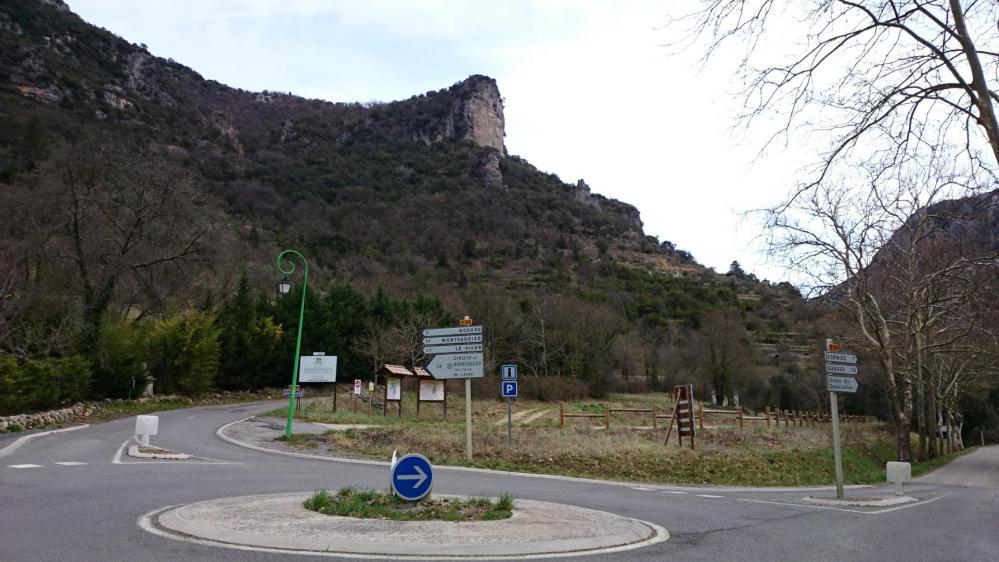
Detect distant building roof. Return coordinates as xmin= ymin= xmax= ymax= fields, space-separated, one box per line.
xmin=377 ymin=364 xmax=413 ymax=377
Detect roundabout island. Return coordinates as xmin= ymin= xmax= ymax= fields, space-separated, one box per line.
xmin=141 ymin=491 xmax=668 ymax=559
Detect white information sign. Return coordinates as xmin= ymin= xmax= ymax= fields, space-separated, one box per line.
xmin=426 ymin=353 xmax=484 ymax=379
xmin=423 ymin=334 xmax=483 ymax=346
xmin=419 ymin=379 xmax=445 ymax=401
xmin=422 ymin=343 xmax=483 ymax=354
xmin=825 ymin=352 xmax=858 ymax=364
xmin=422 ymin=325 xmax=482 ymax=337
xmin=354 ymin=379 xmax=362 ymax=395
xmin=386 ymin=378 xmax=402 ymax=401
xmin=827 ymin=375 xmax=859 ymax=393
xmin=299 ymin=355 xmax=337 ymax=382
xmin=826 ymin=363 xmax=859 ymax=375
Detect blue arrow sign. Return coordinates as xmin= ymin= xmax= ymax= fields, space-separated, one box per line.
xmin=391 ymin=453 xmax=433 ymax=501
xmin=502 ymin=381 xmax=518 ymax=398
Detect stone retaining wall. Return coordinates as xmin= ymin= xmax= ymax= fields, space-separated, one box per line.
xmin=0 ymin=403 xmax=98 ymax=431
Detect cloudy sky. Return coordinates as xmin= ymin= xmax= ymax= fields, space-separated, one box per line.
xmin=70 ymin=0 xmax=812 ymax=281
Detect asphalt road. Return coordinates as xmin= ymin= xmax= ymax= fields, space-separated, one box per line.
xmin=1 ymin=401 xmax=996 ymax=561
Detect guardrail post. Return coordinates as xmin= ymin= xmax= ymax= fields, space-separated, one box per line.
xmin=559 ymin=402 xmax=564 ymax=428
xmin=765 ymin=407 xmax=771 ymax=427
xmin=652 ymin=406 xmax=657 ymax=430
xmin=605 ymin=406 xmax=610 ymax=430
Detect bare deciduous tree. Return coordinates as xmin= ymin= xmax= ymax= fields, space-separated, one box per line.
xmin=21 ymin=141 xmax=213 ymax=353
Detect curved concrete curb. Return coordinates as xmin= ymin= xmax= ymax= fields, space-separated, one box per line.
xmin=216 ymin=416 xmax=873 ymax=494
xmin=140 ymin=492 xmax=668 ymax=559
xmin=0 ymin=424 xmax=89 ymax=459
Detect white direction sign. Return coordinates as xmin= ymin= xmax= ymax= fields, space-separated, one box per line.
xmin=426 ymin=353 xmax=484 ymax=379
xmin=422 ymin=325 xmax=482 ymax=338
xmin=422 ymin=343 xmax=483 ymax=355
xmin=423 ymin=334 xmax=483 ymax=346
xmin=825 ymin=352 xmax=858 ymax=364
xmin=826 ymin=363 xmax=859 ymax=375
xmin=827 ymin=375 xmax=859 ymax=393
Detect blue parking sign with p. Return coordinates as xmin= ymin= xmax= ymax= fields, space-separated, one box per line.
xmin=502 ymin=381 xmax=517 ymax=398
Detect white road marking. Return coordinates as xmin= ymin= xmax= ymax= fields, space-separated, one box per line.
xmin=631 ymin=486 xmax=656 ymax=491
xmin=8 ymin=464 xmax=43 ymax=469
xmin=663 ymin=491 xmax=689 ymax=494
xmin=0 ymin=424 xmax=89 ymax=458
xmin=55 ymin=462 xmax=87 ymax=466
xmin=696 ymin=494 xmax=724 ymax=498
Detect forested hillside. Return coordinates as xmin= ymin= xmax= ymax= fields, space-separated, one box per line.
xmin=1 ymin=0 xmax=830 ymax=416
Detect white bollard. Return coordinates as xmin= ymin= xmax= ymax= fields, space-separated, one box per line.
xmin=886 ymin=461 xmax=911 ymax=496
xmin=135 ymin=415 xmax=159 ymax=447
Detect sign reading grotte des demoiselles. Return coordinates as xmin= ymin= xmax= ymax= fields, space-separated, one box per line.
xmin=299 ymin=354 xmax=337 ymax=383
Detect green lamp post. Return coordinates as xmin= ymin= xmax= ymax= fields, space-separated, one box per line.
xmin=276 ymin=249 xmax=308 ymax=438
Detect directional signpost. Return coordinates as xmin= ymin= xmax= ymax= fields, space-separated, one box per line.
xmin=423 ymin=318 xmax=484 ymax=461
xmin=390 ymin=453 xmax=434 ymax=502
xmin=824 ymin=342 xmax=859 ymax=499
xmin=826 ymin=375 xmax=859 ymax=393
xmin=501 ymin=364 xmax=518 ymax=449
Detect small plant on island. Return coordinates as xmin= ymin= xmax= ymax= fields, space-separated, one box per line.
xmin=304 ymin=488 xmax=514 ymax=521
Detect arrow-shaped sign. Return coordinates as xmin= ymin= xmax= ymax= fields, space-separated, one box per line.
xmin=423 ymin=334 xmax=483 ymax=345
xmin=422 ymin=343 xmax=483 ymax=354
xmin=825 ymin=352 xmax=858 ymax=364
xmin=826 ymin=363 xmax=859 ymax=375
xmin=422 ymin=325 xmax=482 ymax=337
xmin=827 ymin=375 xmax=859 ymax=393
xmin=396 ymin=465 xmax=427 ymax=488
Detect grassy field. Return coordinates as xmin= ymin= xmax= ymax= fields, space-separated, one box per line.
xmin=275 ymin=391 xmax=971 ymax=487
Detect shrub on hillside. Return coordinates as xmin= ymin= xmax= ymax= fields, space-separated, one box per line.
xmin=147 ymin=310 xmax=220 ymax=396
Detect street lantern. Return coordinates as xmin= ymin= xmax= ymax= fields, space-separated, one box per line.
xmin=276 ymin=275 xmax=292 ymax=296
xmin=275 ymin=251 xmax=309 ymax=439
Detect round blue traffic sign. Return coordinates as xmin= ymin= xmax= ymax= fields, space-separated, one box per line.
xmin=391 ymin=453 xmax=433 ymax=501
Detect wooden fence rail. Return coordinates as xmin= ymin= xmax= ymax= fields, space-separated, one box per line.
xmin=559 ymin=402 xmax=877 ymax=431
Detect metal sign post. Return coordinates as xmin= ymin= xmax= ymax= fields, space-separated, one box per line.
xmin=424 ymin=317 xmax=482 ymax=462
xmin=825 ymin=340 xmax=859 ymax=499
xmin=501 ymin=365 xmax=518 ymax=449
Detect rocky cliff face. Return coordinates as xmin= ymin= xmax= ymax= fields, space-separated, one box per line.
xmin=449 ymin=75 xmax=505 ymax=154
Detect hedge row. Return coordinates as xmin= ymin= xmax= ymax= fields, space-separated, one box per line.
xmin=0 ymin=355 xmax=92 ymax=416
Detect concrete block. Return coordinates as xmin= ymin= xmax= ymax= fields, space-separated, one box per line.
xmin=886 ymin=461 xmax=912 ymax=484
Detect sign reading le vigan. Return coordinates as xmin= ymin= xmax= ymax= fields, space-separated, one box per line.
xmin=299 ymin=354 xmax=337 ymax=382
xmin=423 ymin=325 xmax=484 ymax=379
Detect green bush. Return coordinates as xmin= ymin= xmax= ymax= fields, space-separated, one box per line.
xmin=92 ymin=319 xmax=149 ymax=399
xmin=0 ymin=354 xmax=91 ymax=415
xmin=147 ymin=310 xmax=221 ymax=395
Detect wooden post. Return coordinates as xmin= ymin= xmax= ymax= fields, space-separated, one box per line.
xmin=605 ymin=406 xmax=611 ymax=430
xmin=652 ymin=406 xmax=657 ymax=431
xmin=698 ymin=401 xmax=704 ymax=430
xmin=765 ymin=406 xmax=771 ymax=428
xmin=738 ymin=407 xmax=744 ymax=430
xmin=560 ymin=402 xmax=564 ymax=428
xmin=333 ymin=383 xmax=337 ymax=413
xmin=383 ymin=383 xmax=387 ymax=416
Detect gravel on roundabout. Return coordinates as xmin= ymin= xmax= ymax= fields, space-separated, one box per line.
xmin=143 ymin=492 xmax=668 ymax=559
